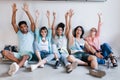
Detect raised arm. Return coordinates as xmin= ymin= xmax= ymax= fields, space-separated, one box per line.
xmin=34 ymin=10 xmax=40 ymax=41
xmin=68 ymin=9 xmax=74 ymax=45
xmin=65 ymin=11 xmax=69 ymax=38
xmin=22 ymin=3 xmax=35 ymax=32
xmin=96 ymin=13 xmax=102 ymax=37
xmin=46 ymin=10 xmax=52 ymax=39
xmin=35 ymin=10 xmax=40 ymax=29
xmin=51 ymin=11 xmax=56 ymax=38
xmin=11 ymin=3 xmax=19 ymax=33
xmin=46 ymin=10 xmax=51 ymax=29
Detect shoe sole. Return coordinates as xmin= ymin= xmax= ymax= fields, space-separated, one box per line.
xmin=66 ymin=62 xmax=78 ymax=73
xmin=8 ymin=63 xmax=18 ymax=76
xmin=89 ymin=69 xmax=106 ymax=78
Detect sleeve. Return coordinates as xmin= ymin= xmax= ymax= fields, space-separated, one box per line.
xmin=34 ymin=28 xmax=40 ymax=42
xmin=33 ymin=40 xmax=40 ymax=52
xmin=47 ymin=29 xmax=52 ymax=41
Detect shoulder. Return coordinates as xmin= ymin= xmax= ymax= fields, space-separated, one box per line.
xmin=28 ymin=31 xmax=34 ymax=35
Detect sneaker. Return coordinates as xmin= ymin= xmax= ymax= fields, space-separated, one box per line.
xmin=89 ymin=69 xmax=106 ymax=78
xmin=23 ymin=60 xmax=30 ymax=68
xmin=39 ymin=64 xmax=44 ymax=68
xmin=30 ymin=64 xmax=38 ymax=72
xmin=54 ymin=60 xmax=60 ymax=69
xmin=66 ymin=61 xmax=78 ymax=73
xmin=8 ymin=62 xmax=19 ymax=76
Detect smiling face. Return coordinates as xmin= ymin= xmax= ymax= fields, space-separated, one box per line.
xmin=74 ymin=26 xmax=84 ymax=38
xmin=56 ymin=27 xmax=63 ymax=36
xmin=75 ymin=27 xmax=82 ymax=38
xmin=19 ymin=24 xmax=28 ymax=34
xmin=90 ymin=28 xmax=97 ymax=37
xmin=40 ymin=29 xmax=47 ymax=37
xmin=40 ymin=27 xmax=48 ymax=38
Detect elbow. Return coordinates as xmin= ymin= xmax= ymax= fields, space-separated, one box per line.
xmin=11 ymin=22 xmax=15 ymax=26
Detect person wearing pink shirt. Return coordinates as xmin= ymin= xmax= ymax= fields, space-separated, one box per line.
xmin=85 ymin=13 xmax=118 ymax=67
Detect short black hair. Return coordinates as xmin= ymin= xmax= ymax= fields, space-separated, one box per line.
xmin=18 ymin=21 xmax=28 ymax=27
xmin=73 ymin=26 xmax=84 ymax=38
xmin=56 ymin=23 xmax=65 ymax=31
xmin=39 ymin=26 xmax=48 ymax=36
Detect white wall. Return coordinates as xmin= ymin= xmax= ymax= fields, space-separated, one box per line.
xmin=0 ymin=0 xmax=120 ymax=56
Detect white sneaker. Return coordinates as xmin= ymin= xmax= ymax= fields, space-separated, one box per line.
xmin=23 ymin=60 xmax=30 ymax=68
xmin=8 ymin=62 xmax=19 ymax=76
xmin=39 ymin=64 xmax=44 ymax=68
xmin=30 ymin=64 xmax=38 ymax=72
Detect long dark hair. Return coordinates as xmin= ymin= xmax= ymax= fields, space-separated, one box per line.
xmin=73 ymin=26 xmax=84 ymax=38
xmin=39 ymin=26 xmax=48 ymax=36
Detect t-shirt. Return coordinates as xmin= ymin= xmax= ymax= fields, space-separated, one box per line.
xmin=85 ymin=36 xmax=100 ymax=50
xmin=17 ymin=31 xmax=34 ymax=54
xmin=38 ymin=40 xmax=49 ymax=51
xmin=70 ymin=38 xmax=85 ymax=54
xmin=53 ymin=35 xmax=67 ymax=49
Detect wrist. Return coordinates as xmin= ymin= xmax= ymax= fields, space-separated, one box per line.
xmin=25 ymin=10 xmax=29 ymax=13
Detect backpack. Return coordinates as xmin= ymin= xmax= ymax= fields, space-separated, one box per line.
xmin=4 ymin=45 xmax=18 ymax=52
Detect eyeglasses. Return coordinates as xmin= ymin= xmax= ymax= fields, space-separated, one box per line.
xmin=90 ymin=29 xmax=97 ymax=32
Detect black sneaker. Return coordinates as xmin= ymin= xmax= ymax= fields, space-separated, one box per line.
xmin=89 ymin=69 xmax=106 ymax=78
xmin=54 ymin=60 xmax=60 ymax=69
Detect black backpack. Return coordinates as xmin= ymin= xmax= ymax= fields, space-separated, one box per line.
xmin=4 ymin=45 xmax=18 ymax=52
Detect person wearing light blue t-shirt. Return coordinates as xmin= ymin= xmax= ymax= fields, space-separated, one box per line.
xmin=2 ymin=3 xmax=35 ymax=76
xmin=30 ymin=10 xmax=57 ymax=71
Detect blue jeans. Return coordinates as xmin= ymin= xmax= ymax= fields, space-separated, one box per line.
xmin=57 ymin=49 xmax=70 ymax=67
xmin=40 ymin=50 xmax=55 ymax=62
xmin=97 ymin=43 xmax=113 ymax=64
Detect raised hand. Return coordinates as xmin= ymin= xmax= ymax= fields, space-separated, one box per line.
xmin=97 ymin=13 xmax=103 ymax=25
xmin=69 ymin=9 xmax=74 ymax=18
xmin=22 ymin=3 xmax=29 ymax=12
xmin=35 ymin=10 xmax=40 ymax=19
xmin=98 ymin=13 xmax=102 ymax=21
xmin=12 ymin=3 xmax=17 ymax=13
xmin=46 ymin=10 xmax=50 ymax=19
xmin=97 ymin=13 xmax=102 ymax=17
xmin=35 ymin=10 xmax=40 ymax=28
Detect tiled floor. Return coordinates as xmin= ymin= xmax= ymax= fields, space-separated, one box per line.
xmin=0 ymin=58 xmax=120 ymax=80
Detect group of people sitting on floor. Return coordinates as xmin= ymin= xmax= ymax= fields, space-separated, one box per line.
xmin=1 ymin=3 xmax=118 ymax=78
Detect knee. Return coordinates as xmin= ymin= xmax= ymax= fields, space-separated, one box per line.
xmin=23 ymin=55 xmax=29 ymax=60
xmin=1 ymin=50 xmax=9 ymax=56
xmin=103 ymin=43 xmax=109 ymax=47
xmin=67 ymin=55 xmax=75 ymax=61
xmin=89 ymin=55 xmax=97 ymax=61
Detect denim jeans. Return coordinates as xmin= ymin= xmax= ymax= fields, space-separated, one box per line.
xmin=97 ymin=43 xmax=113 ymax=64
xmin=57 ymin=49 xmax=70 ymax=67
xmin=40 ymin=50 xmax=55 ymax=62
xmin=101 ymin=43 xmax=113 ymax=59
xmin=52 ymin=44 xmax=70 ymax=67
